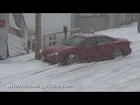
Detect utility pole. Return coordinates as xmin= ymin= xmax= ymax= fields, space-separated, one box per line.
xmin=30 ymin=30 xmax=32 ymax=51
xmin=35 ymin=13 xmax=41 ymax=59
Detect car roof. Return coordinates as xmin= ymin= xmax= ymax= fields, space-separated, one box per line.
xmin=75 ymin=33 xmax=111 ymax=39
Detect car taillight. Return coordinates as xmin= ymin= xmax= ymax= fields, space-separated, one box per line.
xmin=129 ymin=41 xmax=133 ymax=44
xmin=128 ymin=41 xmax=132 ymax=48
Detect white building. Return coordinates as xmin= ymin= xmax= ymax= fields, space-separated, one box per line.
xmin=23 ymin=13 xmax=71 ymax=49
xmin=0 ymin=13 xmax=72 ymax=59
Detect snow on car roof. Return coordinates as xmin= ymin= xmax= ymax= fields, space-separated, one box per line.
xmin=75 ymin=33 xmax=109 ymax=38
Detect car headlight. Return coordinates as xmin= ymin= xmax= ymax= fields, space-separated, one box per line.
xmin=50 ymin=52 xmax=59 ymax=56
xmin=39 ymin=49 xmax=43 ymax=53
xmin=54 ymin=52 xmax=59 ymax=55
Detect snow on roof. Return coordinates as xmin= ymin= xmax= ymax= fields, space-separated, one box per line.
xmin=9 ymin=24 xmax=21 ymax=30
xmin=76 ymin=33 xmax=108 ymax=38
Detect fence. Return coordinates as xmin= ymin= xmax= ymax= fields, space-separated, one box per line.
xmin=43 ymin=27 xmax=81 ymax=47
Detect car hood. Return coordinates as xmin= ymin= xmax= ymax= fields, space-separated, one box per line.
xmin=43 ymin=44 xmax=72 ymax=53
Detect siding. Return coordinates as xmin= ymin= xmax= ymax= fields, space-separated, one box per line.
xmin=23 ymin=13 xmax=71 ymax=46
xmin=9 ymin=13 xmax=20 ymax=30
xmin=23 ymin=13 xmax=71 ymax=34
xmin=8 ymin=33 xmax=28 ymax=57
xmin=109 ymin=13 xmax=121 ymax=28
xmin=77 ymin=17 xmax=109 ymax=31
xmin=0 ymin=13 xmax=9 ymax=58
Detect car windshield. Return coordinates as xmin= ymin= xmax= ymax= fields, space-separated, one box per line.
xmin=61 ymin=36 xmax=86 ymax=46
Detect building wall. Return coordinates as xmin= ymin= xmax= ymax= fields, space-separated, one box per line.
xmin=76 ymin=16 xmax=109 ymax=31
xmin=125 ymin=13 xmax=132 ymax=24
xmin=120 ymin=13 xmax=126 ymax=25
xmin=23 ymin=13 xmax=71 ymax=34
xmin=0 ymin=13 xmax=9 ymax=58
xmin=75 ymin=13 xmax=139 ymax=32
xmin=109 ymin=13 xmax=121 ymax=28
xmin=109 ymin=13 xmax=139 ymax=28
xmin=8 ymin=14 xmax=28 ymax=57
xmin=13 ymin=13 xmax=26 ymax=38
xmin=23 ymin=13 xmax=71 ymax=47
xmin=71 ymin=13 xmax=78 ymax=28
xmin=8 ymin=33 xmax=28 ymax=57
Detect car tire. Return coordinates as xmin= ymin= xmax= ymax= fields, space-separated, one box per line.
xmin=64 ymin=53 xmax=78 ymax=65
xmin=112 ymin=48 xmax=123 ymax=59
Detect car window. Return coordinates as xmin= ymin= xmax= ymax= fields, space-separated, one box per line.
xmin=85 ymin=37 xmax=97 ymax=46
xmin=70 ymin=37 xmax=85 ymax=46
xmin=97 ymin=37 xmax=110 ymax=44
xmin=62 ymin=36 xmax=86 ymax=46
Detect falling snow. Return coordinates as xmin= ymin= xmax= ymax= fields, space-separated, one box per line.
xmin=0 ymin=22 xmax=140 ymax=92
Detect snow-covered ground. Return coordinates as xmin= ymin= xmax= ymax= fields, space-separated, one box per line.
xmin=0 ymin=22 xmax=140 ymax=92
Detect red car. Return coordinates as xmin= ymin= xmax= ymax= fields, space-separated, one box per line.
xmin=40 ymin=34 xmax=132 ymax=65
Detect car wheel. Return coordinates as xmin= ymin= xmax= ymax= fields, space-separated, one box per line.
xmin=64 ymin=53 xmax=78 ymax=65
xmin=112 ymin=48 xmax=123 ymax=59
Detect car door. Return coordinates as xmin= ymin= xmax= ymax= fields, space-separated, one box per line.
xmin=75 ymin=42 xmax=89 ymax=62
xmin=97 ymin=36 xmax=112 ymax=59
xmin=84 ymin=37 xmax=100 ymax=61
